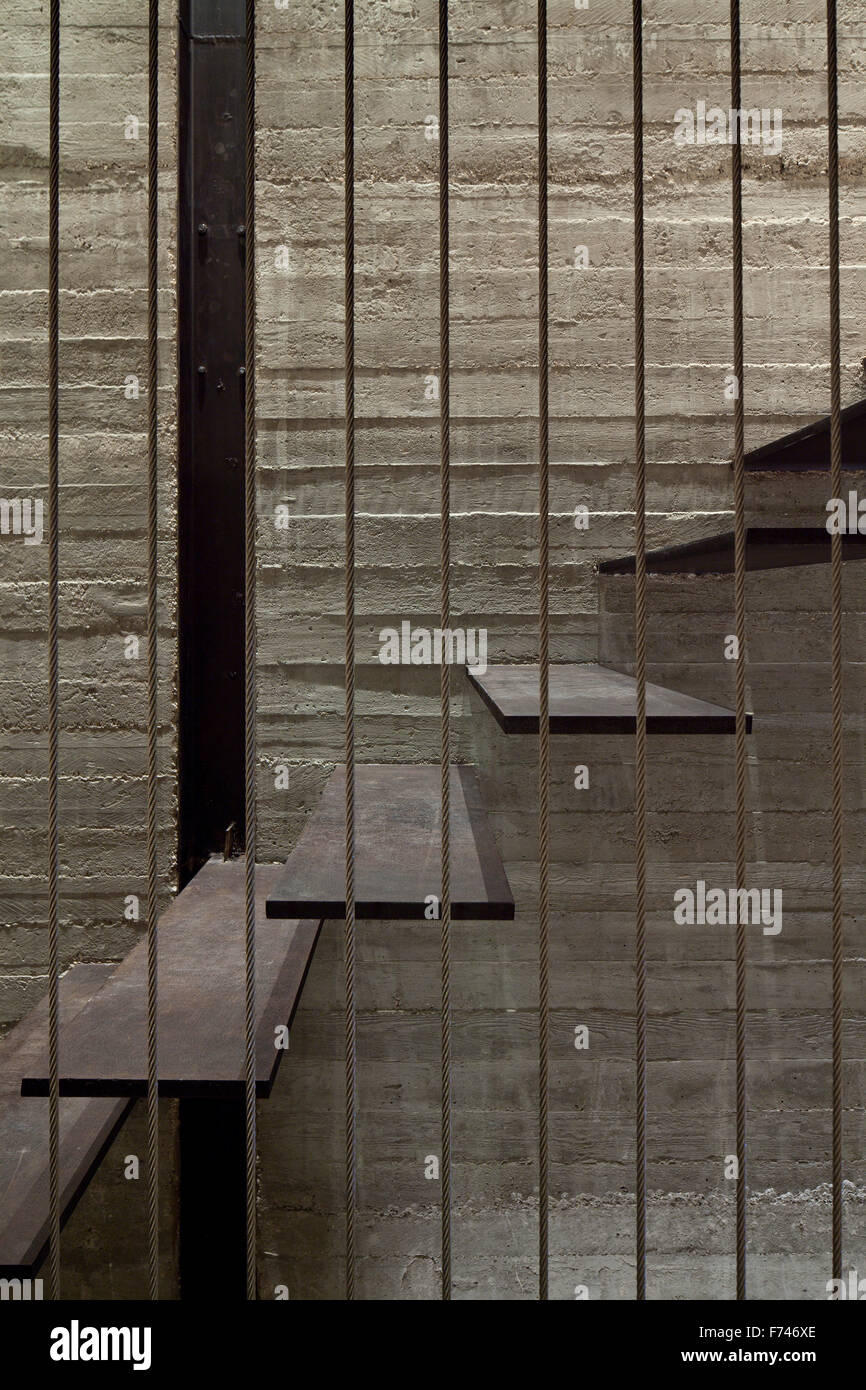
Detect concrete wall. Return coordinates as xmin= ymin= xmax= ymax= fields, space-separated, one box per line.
xmin=254 ymin=0 xmax=866 ymax=1298
xmin=1 ymin=0 xmax=865 ymax=1301
xmin=0 ymin=0 xmax=179 ymax=1295
xmin=254 ymin=0 xmax=866 ymax=848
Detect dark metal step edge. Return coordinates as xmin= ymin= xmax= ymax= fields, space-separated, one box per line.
xmin=599 ymin=527 xmax=866 ymax=576
xmin=743 ymin=397 xmax=866 ymax=472
xmin=466 ymin=664 xmax=752 ymax=736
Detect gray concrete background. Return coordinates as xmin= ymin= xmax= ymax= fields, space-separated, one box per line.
xmin=254 ymin=0 xmax=866 ymax=1299
xmin=1 ymin=0 xmax=865 ymax=1298
xmin=0 ymin=0 xmax=179 ymax=1296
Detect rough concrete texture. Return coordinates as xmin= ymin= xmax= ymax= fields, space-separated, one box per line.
xmin=0 ymin=1 xmax=179 ymax=1293
xmin=40 ymin=1099 xmax=180 ymax=1300
xmin=254 ymin=0 xmax=866 ymax=1298
xmin=2 ymin=0 xmax=866 ymax=1300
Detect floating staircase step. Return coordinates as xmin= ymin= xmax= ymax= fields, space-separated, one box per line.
xmin=744 ymin=397 xmax=866 ymax=472
xmin=467 ymin=663 xmax=751 ymax=735
xmin=22 ymin=860 xmax=322 ymax=1100
xmin=0 ymin=964 xmax=131 ymax=1275
xmin=265 ymin=764 xmax=515 ymax=922
xmin=599 ymin=527 xmax=866 ymax=576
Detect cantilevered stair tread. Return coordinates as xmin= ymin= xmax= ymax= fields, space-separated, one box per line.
xmin=599 ymin=526 xmax=866 ymax=575
xmin=22 ymin=860 xmax=322 ymax=1100
xmin=265 ymin=764 xmax=515 ymax=921
xmin=744 ymin=397 xmax=866 ymax=472
xmin=0 ymin=964 xmax=132 ymax=1275
xmin=468 ymin=663 xmax=751 ymax=735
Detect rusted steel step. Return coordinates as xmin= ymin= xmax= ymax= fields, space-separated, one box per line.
xmin=744 ymin=397 xmax=866 ymax=472
xmin=22 ymin=860 xmax=322 ymax=1100
xmin=468 ymin=663 xmax=751 ymax=736
xmin=598 ymin=526 xmax=866 ymax=575
xmin=0 ymin=964 xmax=131 ymax=1276
xmin=265 ymin=764 xmax=515 ymax=922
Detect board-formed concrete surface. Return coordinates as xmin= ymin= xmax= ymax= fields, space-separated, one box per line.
xmin=252 ymin=0 xmax=866 ymax=1298
xmin=2 ymin=0 xmax=866 ymax=1296
xmin=0 ymin=0 xmax=180 ymax=1294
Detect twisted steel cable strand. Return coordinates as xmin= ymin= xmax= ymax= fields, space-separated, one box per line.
xmin=344 ymin=0 xmax=358 ymax=1303
xmin=826 ymin=0 xmax=844 ymax=1285
xmin=730 ymin=0 xmax=749 ymax=1302
xmin=146 ymin=0 xmax=160 ymax=1302
xmin=47 ymin=0 xmax=61 ymax=1302
xmin=538 ymin=0 xmax=551 ymax=1304
xmin=244 ymin=0 xmax=258 ymax=1301
xmin=632 ymin=0 xmax=648 ymax=1303
xmin=439 ymin=0 xmax=453 ymax=1303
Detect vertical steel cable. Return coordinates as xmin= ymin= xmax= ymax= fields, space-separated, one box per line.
xmin=730 ymin=0 xmax=748 ymax=1303
xmin=244 ymin=0 xmax=257 ymax=1301
xmin=438 ymin=0 xmax=453 ymax=1303
xmin=632 ymin=0 xmax=648 ymax=1302
xmin=537 ymin=0 xmax=550 ymax=1305
xmin=145 ymin=0 xmax=160 ymax=1302
xmin=826 ymin=0 xmax=844 ymax=1284
xmin=47 ymin=0 xmax=61 ymax=1303
xmin=344 ymin=0 xmax=358 ymax=1303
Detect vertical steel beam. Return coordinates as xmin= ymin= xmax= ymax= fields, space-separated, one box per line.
xmin=177 ymin=1 xmax=248 ymax=881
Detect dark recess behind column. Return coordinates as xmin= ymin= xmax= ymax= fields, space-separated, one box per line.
xmin=178 ymin=0 xmax=247 ymax=886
